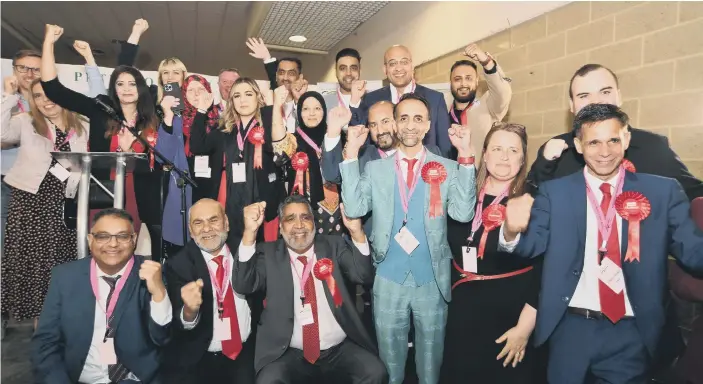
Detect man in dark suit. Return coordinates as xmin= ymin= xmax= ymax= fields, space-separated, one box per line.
xmin=233 ymin=195 xmax=388 ymax=384
xmin=163 ymin=198 xmax=262 ymax=384
xmin=349 ymin=45 xmax=451 ymax=156
xmin=500 ymin=104 xmax=703 ymax=383
xmin=32 ymin=208 xmax=172 ymax=384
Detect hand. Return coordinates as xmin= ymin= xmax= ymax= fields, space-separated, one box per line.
xmin=160 ymin=95 xmax=180 ymax=115
xmin=273 ymin=85 xmax=289 ymax=106
xmin=504 ymin=194 xmax=534 ymax=241
xmin=4 ymin=76 xmax=18 ymax=95
xmin=448 ymin=124 xmax=472 ymax=156
xmin=117 ymin=127 xmax=137 ymax=152
xmin=542 ymin=138 xmax=568 ymax=160
xmin=73 ymin=40 xmax=93 ymax=59
xmin=246 ymin=37 xmax=271 ymax=61
xmin=291 ymin=76 xmax=309 ymax=102
xmin=196 ymin=92 xmax=214 ymax=111
xmin=132 ymin=19 xmax=149 ymax=36
xmin=139 ymin=260 xmax=166 ymax=302
xmin=326 ymin=106 xmax=352 ymax=139
xmin=345 ymin=125 xmax=369 ymax=158
xmin=44 ymin=24 xmax=64 ymax=44
xmin=495 ymin=325 xmax=532 ymax=368
xmin=350 ymin=80 xmax=367 ymax=105
xmin=181 ymin=279 xmax=204 ymax=319
xmin=243 ymin=202 xmax=266 ymax=237
xmin=340 ymin=203 xmax=363 ymax=236
xmin=463 ymin=43 xmax=489 ymax=64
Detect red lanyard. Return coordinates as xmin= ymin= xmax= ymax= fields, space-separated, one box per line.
xmin=16 ymin=100 xmax=26 ymax=113
xmin=392 ymin=81 xmax=416 ymax=104
xmin=237 ymin=118 xmax=259 ymax=153
xmin=584 ymin=167 xmax=626 ymax=252
xmin=450 ymin=101 xmax=476 ymax=125
xmin=468 ymin=185 xmax=510 ymax=243
xmin=394 ymin=149 xmax=426 ymax=224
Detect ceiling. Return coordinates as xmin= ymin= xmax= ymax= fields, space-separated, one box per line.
xmin=1 ymin=1 xmax=388 ymax=80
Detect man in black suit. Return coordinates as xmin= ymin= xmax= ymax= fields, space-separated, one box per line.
xmin=233 ymin=195 xmax=388 ymax=384
xmin=349 ymin=45 xmax=452 ymax=156
xmin=32 ymin=208 xmax=172 ymax=384
xmin=164 ymin=198 xmax=262 ymax=384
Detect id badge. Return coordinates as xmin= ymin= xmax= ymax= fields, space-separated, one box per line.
xmin=394 ymin=227 xmax=420 ymax=254
xmin=232 ymin=163 xmax=246 ymax=183
xmin=214 ymin=317 xmax=232 ymax=341
xmin=599 ymin=258 xmax=625 ymax=294
xmin=98 ymin=338 xmax=117 ymax=365
xmin=49 ymin=163 xmax=70 ymax=182
xmin=194 ymin=156 xmax=210 ymax=172
xmin=297 ymin=303 xmax=315 ymax=326
xmin=461 ymin=246 xmax=478 ymax=273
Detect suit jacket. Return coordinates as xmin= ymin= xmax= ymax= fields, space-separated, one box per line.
xmin=340 ymin=150 xmax=477 ymax=301
xmin=350 ymin=84 xmax=451 ymax=156
xmin=323 ymin=92 xmax=340 ymax=112
xmin=232 ymin=235 xmax=377 ymax=373
xmin=31 ymin=256 xmax=171 ymax=384
xmin=511 ymin=171 xmax=703 ymax=355
xmin=527 ymin=127 xmax=703 ymax=201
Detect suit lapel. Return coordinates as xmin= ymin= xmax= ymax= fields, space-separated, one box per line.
xmin=314 ymin=238 xmax=344 ymax=317
xmin=277 ymin=241 xmax=295 ymax=311
xmin=78 ymin=260 xmax=97 ymax=352
xmin=110 ymin=257 xmax=141 ymax=328
xmin=570 ymin=173 xmax=588 ymax=254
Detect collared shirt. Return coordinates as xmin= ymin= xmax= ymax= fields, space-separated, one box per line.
xmin=396 ymin=147 xmax=425 ymax=183
xmin=1 ymin=93 xmax=28 ymax=175
xmin=389 ymin=81 xmax=415 ymax=104
xmin=79 ymin=263 xmax=173 ymax=384
xmin=180 ymin=245 xmax=252 ymax=351
xmin=238 ymin=239 xmax=370 ymax=350
xmin=283 ymin=100 xmax=296 ymax=134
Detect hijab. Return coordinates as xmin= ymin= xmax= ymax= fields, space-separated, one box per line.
xmin=181 ymin=75 xmax=220 ymax=156
xmin=292 ymin=91 xmax=328 ymax=206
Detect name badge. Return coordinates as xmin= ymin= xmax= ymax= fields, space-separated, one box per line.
xmin=214 ymin=317 xmax=232 ymax=341
xmin=297 ymin=303 xmax=315 ymax=326
xmin=268 ymin=173 xmax=277 ymax=183
xmin=232 ymin=163 xmax=246 ymax=183
xmin=49 ymin=163 xmax=70 ymax=182
xmin=194 ymin=156 xmax=210 ymax=172
xmin=98 ymin=338 xmax=117 ymax=365
xmin=599 ymin=258 xmax=625 ymax=294
xmin=394 ymin=227 xmax=419 ymax=255
xmin=461 ymin=246 xmax=478 ymax=273
xmin=195 ymin=168 xmax=212 ymax=179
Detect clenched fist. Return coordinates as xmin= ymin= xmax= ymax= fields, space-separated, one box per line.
xmin=542 ymin=138 xmax=568 ymax=161
xmin=73 ymin=41 xmax=93 ymax=60
xmin=350 ymin=80 xmax=367 ymax=106
xmin=44 ymin=24 xmax=64 ymax=44
xmin=242 ymin=202 xmax=267 ymax=244
xmin=181 ymin=279 xmax=204 ymax=321
xmin=448 ymin=124 xmax=472 ymax=157
xmin=139 ymin=260 xmax=167 ymax=302
xmin=291 ymin=76 xmax=308 ymax=102
xmin=504 ymin=194 xmax=534 ymax=241
xmin=344 ymin=125 xmax=370 ymax=160
xmin=463 ymin=44 xmax=489 ymax=64
xmin=132 ymin=19 xmax=149 ymax=36
xmin=273 ymin=85 xmax=289 ymax=106
xmin=326 ymin=106 xmax=352 ymax=139
xmin=4 ymin=76 xmax=18 ymax=95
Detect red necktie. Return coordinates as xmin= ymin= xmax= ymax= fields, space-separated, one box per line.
xmin=212 ymin=255 xmax=243 ymax=360
xmin=217 ymin=154 xmax=227 ymax=208
xmin=403 ymin=158 xmax=418 ymax=188
xmin=597 ymin=183 xmax=626 ymax=323
xmin=297 ymin=256 xmax=320 ymax=363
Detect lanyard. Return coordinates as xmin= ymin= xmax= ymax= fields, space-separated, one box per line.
xmin=468 ymin=185 xmax=510 ymax=243
xmin=237 ymin=118 xmax=259 ymax=153
xmin=206 ymin=249 xmax=232 ymax=318
xmin=378 ymin=148 xmax=388 ymax=159
xmin=449 ymin=100 xmax=477 ymax=124
xmin=281 ymin=102 xmax=295 ymax=122
xmin=16 ymin=99 xmax=26 ymax=113
xmin=296 ymin=127 xmax=322 ymax=158
xmin=48 ymin=126 xmax=75 ymax=151
xmin=336 ymin=87 xmax=350 ymax=111
xmin=90 ymin=257 xmax=134 ymax=323
xmin=584 ymin=167 xmax=626 ymax=252
xmin=290 ymin=253 xmax=315 ymax=304
xmin=394 ymin=149 xmax=426 ymax=225
xmin=392 ymin=81 xmax=416 ymax=104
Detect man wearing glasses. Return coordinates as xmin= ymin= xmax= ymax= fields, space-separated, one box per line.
xmin=32 ymin=209 xmax=173 ymax=384
xmin=216 ymin=68 xmax=240 ymax=112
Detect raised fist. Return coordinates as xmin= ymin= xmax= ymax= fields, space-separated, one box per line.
xmin=181 ymin=279 xmax=204 ymax=317
xmin=4 ymin=76 xmax=18 ymax=95
xmin=243 ymin=202 xmax=267 ymax=234
xmin=273 ymin=85 xmax=289 ymax=106
xmin=73 ymin=41 xmax=93 ymax=59
xmin=132 ymin=19 xmax=149 ymax=36
xmin=291 ymin=76 xmax=308 ymax=101
xmin=504 ymin=194 xmax=534 ymax=240
xmin=448 ymin=123 xmax=472 ymax=157
xmin=463 ymin=44 xmax=489 ymax=64
xmin=350 ymin=80 xmax=367 ymax=105
xmin=326 ymin=106 xmax=352 ymax=139
xmin=542 ymin=138 xmax=568 ymax=161
xmin=44 ymin=24 xmax=64 ymax=43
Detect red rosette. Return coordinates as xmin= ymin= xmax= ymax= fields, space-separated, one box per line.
xmin=247 ymin=126 xmax=265 ymax=169
xmin=291 ymin=152 xmax=309 ymax=196
xmin=622 ymin=159 xmax=636 ymax=173
xmin=477 ymin=204 xmax=506 ymax=259
xmin=614 ymin=191 xmax=651 ymax=262
xmin=421 ymin=161 xmax=447 ymax=218
xmin=313 ymin=258 xmax=342 ymax=307
xmin=145 ymin=129 xmax=158 ymax=170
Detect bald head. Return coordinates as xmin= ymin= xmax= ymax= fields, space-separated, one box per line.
xmin=383 ymin=45 xmax=414 ymax=89
xmin=367 ymin=100 xmax=397 ymax=150
xmin=189 ymin=198 xmax=225 ymax=221
xmin=189 ymin=198 xmax=229 ymax=254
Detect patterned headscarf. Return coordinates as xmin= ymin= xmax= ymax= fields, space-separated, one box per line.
xmin=181 ymin=74 xmax=220 ymax=156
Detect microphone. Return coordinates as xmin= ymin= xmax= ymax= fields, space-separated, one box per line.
xmin=94 ymin=98 xmax=119 ymax=120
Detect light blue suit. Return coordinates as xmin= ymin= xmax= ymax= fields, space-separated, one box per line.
xmin=340 ymin=149 xmax=476 ymax=384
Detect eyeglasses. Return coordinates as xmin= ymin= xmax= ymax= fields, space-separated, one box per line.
xmin=386 ymin=59 xmax=411 ymax=68
xmin=14 ymin=65 xmax=41 ymax=75
xmin=90 ymin=232 xmax=135 ymax=244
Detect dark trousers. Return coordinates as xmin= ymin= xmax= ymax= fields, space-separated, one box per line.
xmin=548 ymin=313 xmax=649 ymax=384
xmin=255 ymin=339 xmax=388 ymax=384
xmin=166 ymin=338 xmax=256 ymax=384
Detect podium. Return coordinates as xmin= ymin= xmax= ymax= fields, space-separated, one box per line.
xmin=52 ymin=152 xmax=146 ymax=259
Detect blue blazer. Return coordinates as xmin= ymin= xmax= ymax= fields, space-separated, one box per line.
xmin=513 ymin=171 xmax=703 ymax=355
xmin=32 ymin=256 xmax=171 ymax=384
xmin=350 ymin=84 xmax=451 ymax=156
xmin=340 ymin=150 xmax=476 ymax=301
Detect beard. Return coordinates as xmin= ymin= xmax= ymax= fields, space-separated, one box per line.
xmin=451 ymin=87 xmax=477 ymax=105
xmin=375 ymin=132 xmax=396 ymax=150
xmin=194 ymin=231 xmax=228 ymax=254
xmin=282 ymin=228 xmax=315 ymax=253
xmin=398 ymin=132 xmax=422 ymax=148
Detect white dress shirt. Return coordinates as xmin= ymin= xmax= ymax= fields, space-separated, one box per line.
xmin=79 ymin=263 xmax=173 ymax=384
xmin=180 ymin=245 xmax=252 ymax=351
xmin=238 ymin=240 xmax=370 ymax=350
xmin=499 ymin=170 xmax=634 ymax=315
xmin=389 ymin=81 xmax=416 ymax=104
xmin=283 ymin=100 xmax=297 ymax=134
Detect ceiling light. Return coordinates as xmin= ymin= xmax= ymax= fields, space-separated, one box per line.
xmin=289 ymin=35 xmax=307 ymax=43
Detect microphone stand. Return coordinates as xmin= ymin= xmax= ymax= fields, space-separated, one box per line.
xmin=101 ymin=106 xmax=197 ymax=253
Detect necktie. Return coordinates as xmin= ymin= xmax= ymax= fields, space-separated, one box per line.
xmin=598 ymin=183 xmax=626 ymax=323
xmin=403 ymin=158 xmax=418 ymax=189
xmin=297 ymin=256 xmax=320 ymax=363
xmin=102 ymin=276 xmax=130 ymax=382
xmin=212 ymin=255 xmax=243 ymax=360
xmin=217 ymin=154 xmax=227 ymax=208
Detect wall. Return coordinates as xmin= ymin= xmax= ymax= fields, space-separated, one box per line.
xmin=414 ymin=1 xmax=703 ymax=180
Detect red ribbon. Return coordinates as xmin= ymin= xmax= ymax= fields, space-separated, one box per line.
xmin=314 ymin=258 xmax=342 ymax=307
xmin=145 ymin=130 xmax=158 ymax=170
xmin=614 ymin=191 xmax=651 ymax=263
xmin=291 ymin=152 xmax=309 ymax=196
xmin=421 ymin=161 xmax=447 ymax=218
xmin=248 ymin=126 xmax=265 ymax=169
xmin=477 ymin=204 xmax=506 ymax=259
xmin=622 ymin=159 xmax=636 ymax=173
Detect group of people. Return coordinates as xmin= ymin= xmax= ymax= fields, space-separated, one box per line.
xmin=0 ymin=14 xmax=702 ymax=384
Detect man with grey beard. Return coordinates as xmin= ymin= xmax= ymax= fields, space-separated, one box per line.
xmin=163 ymin=198 xmax=261 ymax=384
xmin=233 ymin=196 xmax=388 ymax=384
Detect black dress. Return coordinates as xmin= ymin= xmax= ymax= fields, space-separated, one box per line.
xmin=440 ymin=194 xmax=541 ymax=384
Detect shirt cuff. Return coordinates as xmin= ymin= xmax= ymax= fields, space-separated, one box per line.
xmin=350 ymin=101 xmax=361 ymax=109
xmin=324 ymin=134 xmax=341 ymax=152
xmin=238 ymin=242 xmax=257 ymax=262
xmin=460 ymin=164 xmax=475 ymax=170
xmin=353 ymin=239 xmax=370 ymax=256
xmin=150 ymin=291 xmax=173 ymax=326
xmin=498 ymin=224 xmax=520 ymax=252
xmin=264 ymin=57 xmax=276 ymax=64
xmin=342 ymin=158 xmax=358 ymax=164
xmin=180 ymin=306 xmax=200 ymax=330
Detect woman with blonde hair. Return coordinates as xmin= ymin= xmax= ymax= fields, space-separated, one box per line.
xmin=0 ymin=76 xmax=88 ymax=326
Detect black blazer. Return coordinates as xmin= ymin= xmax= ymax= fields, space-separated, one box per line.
xmin=31 ymin=256 xmax=171 ymax=384
xmin=163 ymin=240 xmax=263 ymax=369
xmin=233 ymin=235 xmax=377 ymax=373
